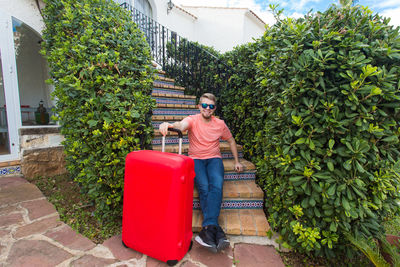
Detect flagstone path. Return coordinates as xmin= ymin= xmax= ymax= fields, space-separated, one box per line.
xmin=0 ymin=176 xmax=284 ymax=267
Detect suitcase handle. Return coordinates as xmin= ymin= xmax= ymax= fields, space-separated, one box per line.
xmin=162 ymin=128 xmax=183 ymax=154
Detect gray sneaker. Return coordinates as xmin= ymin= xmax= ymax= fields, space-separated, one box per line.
xmin=195 ymin=225 xmax=218 ymax=253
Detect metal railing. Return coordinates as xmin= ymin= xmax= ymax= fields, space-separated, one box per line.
xmin=120 ymin=3 xmax=232 ymax=107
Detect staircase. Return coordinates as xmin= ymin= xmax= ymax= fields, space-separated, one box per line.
xmin=151 ymin=69 xmax=270 ymax=237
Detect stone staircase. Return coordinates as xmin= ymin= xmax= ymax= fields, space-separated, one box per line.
xmin=151 ymin=70 xmax=270 ymax=237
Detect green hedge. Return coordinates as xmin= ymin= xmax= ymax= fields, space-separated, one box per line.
xmin=41 ymin=0 xmax=155 ymax=220
xmin=223 ymin=4 xmax=400 ymax=258
xmin=221 ymin=41 xmax=262 ymax=156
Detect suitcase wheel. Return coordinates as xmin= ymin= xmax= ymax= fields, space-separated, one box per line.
xmin=166 ymin=260 xmax=178 ymax=266
xmin=122 ymin=241 xmax=128 ymax=248
xmin=188 ymin=240 xmax=193 ymax=252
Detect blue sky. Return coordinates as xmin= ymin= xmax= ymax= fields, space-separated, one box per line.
xmin=174 ymin=0 xmax=400 ymax=26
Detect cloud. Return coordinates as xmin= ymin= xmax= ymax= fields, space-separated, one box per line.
xmin=380 ymin=6 xmax=400 ymax=26
xmin=291 ymin=0 xmax=321 ymax=11
xmin=289 ymin=12 xmax=305 ymax=19
xmin=370 ymin=0 xmax=400 ymax=9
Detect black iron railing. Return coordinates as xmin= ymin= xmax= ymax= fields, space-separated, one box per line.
xmin=120 ymin=3 xmax=232 ymax=107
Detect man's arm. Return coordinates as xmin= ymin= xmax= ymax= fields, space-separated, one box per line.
xmin=226 ymin=137 xmax=244 ymax=173
xmin=159 ymin=120 xmax=189 ymax=136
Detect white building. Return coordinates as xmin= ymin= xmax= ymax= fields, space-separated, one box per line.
xmin=0 ymin=0 xmax=265 ymax=166
xmin=174 ymin=6 xmax=265 ymax=52
xmin=116 ymin=0 xmax=266 ymax=52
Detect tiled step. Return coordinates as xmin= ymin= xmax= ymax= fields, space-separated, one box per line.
xmin=155 ymin=75 xmax=174 ymax=83
xmin=151 ymin=137 xmax=234 ymax=148
xmin=153 ymin=107 xmax=199 ymax=116
xmin=193 ymin=180 xmax=263 ymax=199
xmin=152 ymin=136 xmax=190 ymax=146
xmin=152 ymin=92 xmax=196 ymax=100
xmin=155 ymin=104 xmax=195 ymax=108
xmin=223 ymin=159 xmax=255 ymax=172
xmin=153 ymin=96 xmax=196 ymax=106
xmin=152 ymin=142 xmax=243 ymax=159
xmin=154 ymin=79 xmax=175 ymax=87
xmin=152 ymin=87 xmax=185 ymax=95
xmin=152 ymin=115 xmax=220 ymax=122
xmin=153 ymin=82 xmax=185 ymax=91
xmin=155 ymin=69 xmax=166 ymax=77
xmin=192 ymin=209 xmax=270 ymax=236
xmin=152 ymin=142 xmax=244 ymax=158
xmin=193 ymin=198 xmax=263 ymax=211
xmin=151 ymin=116 xmax=189 ymax=128
xmin=224 ymin=171 xmax=256 ymax=181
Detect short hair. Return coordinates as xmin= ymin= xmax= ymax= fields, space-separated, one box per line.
xmin=199 ymin=93 xmax=217 ymax=104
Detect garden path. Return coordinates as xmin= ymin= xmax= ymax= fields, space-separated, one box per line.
xmin=0 ymin=176 xmax=285 ymax=266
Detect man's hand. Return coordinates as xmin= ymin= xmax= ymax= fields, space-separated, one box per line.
xmin=159 ymin=122 xmax=170 ymax=136
xmin=235 ymin=162 xmax=244 ymax=173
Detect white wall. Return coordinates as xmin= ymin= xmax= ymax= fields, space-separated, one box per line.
xmin=155 ymin=0 xmax=196 ymax=41
xmin=243 ymin=10 xmax=265 ymax=44
xmin=173 ymin=6 xmax=265 ymax=52
xmin=0 ymin=0 xmax=44 ymax=35
xmin=119 ymin=1 xmax=266 ymax=52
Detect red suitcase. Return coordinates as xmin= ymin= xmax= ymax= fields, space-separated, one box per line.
xmin=122 ymin=129 xmax=195 ymax=265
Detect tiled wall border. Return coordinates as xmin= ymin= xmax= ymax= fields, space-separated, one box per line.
xmin=0 ymin=166 xmax=21 ymax=176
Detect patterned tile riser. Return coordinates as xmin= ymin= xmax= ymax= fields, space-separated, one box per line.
xmin=152 ymin=88 xmax=184 ymax=95
xmin=156 ymin=73 xmax=165 ymax=78
xmin=224 ymin=172 xmax=256 ymax=181
xmin=152 ymin=138 xmax=189 ymax=145
xmin=192 ymin=200 xmax=263 ymax=210
xmin=152 ymin=122 xmax=163 ymax=128
xmin=0 ymin=166 xmax=21 ymax=176
xmin=154 ymin=80 xmax=175 ymax=86
xmin=152 ymin=141 xmax=244 ymax=159
xmin=153 ymin=109 xmax=200 ymax=116
xmin=154 ymin=98 xmax=196 ymax=105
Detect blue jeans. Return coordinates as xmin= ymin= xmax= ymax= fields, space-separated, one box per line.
xmin=194 ymin=158 xmax=224 ymax=227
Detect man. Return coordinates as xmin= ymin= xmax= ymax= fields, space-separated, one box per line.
xmin=159 ymin=93 xmax=243 ymax=253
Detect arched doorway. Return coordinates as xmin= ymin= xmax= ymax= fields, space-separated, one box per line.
xmin=0 ymin=12 xmax=53 ymax=161
xmin=0 ymin=11 xmax=21 ymax=160
xmin=12 ymin=17 xmax=54 ymax=127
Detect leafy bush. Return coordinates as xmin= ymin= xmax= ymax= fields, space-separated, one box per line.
xmin=221 ymin=41 xmax=262 ymax=156
xmin=223 ymin=4 xmax=400 ymax=257
xmin=41 ymin=0 xmax=155 ymax=220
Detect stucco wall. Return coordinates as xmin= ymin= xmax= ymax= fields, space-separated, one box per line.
xmin=155 ymin=0 xmax=196 ymax=41
xmin=181 ymin=7 xmax=265 ymax=52
xmin=243 ymin=11 xmax=265 ymax=44
xmin=0 ymin=0 xmax=44 ymax=35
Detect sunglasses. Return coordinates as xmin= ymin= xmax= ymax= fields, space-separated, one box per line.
xmin=201 ymin=103 xmax=216 ymax=109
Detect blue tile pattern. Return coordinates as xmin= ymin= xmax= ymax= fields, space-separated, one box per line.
xmin=152 ymin=88 xmax=184 ymax=95
xmin=193 ymin=200 xmax=263 ymax=210
xmin=0 ymin=166 xmax=21 ymax=176
xmin=154 ymin=97 xmax=196 ymax=105
xmin=152 ymin=137 xmax=190 ymax=145
xmin=153 ymin=108 xmax=200 ymax=116
xmin=154 ymin=80 xmax=175 ymax=86
xmin=224 ymin=171 xmax=256 ymax=181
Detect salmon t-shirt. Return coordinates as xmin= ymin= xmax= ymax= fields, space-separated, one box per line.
xmin=182 ymin=114 xmax=232 ymax=159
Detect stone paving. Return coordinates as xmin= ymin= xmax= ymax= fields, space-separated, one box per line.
xmin=0 ymin=176 xmax=285 ymax=267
